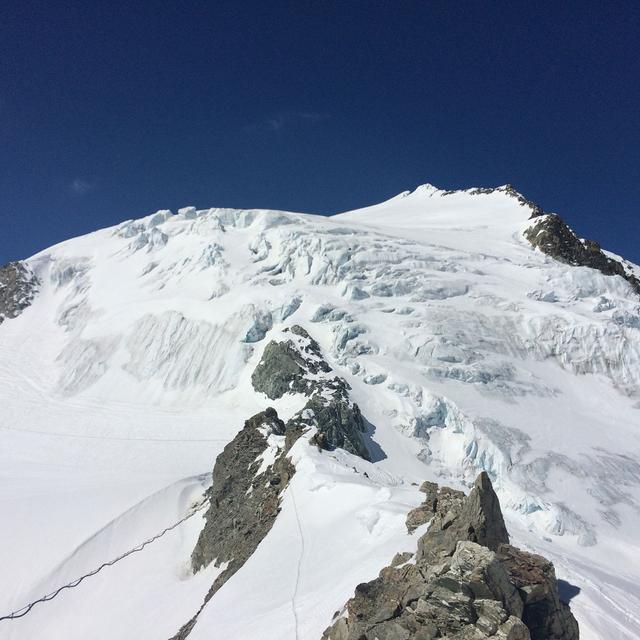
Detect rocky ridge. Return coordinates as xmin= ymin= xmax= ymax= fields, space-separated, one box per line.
xmin=443 ymin=184 xmax=544 ymax=217
xmin=172 ymin=407 xmax=303 ymax=639
xmin=524 ymin=212 xmax=640 ymax=295
xmin=0 ymin=261 xmax=39 ymax=324
xmin=322 ymin=473 xmax=578 ymax=640
xmin=173 ymin=326 xmax=371 ymax=637
xmin=460 ymin=184 xmax=640 ymax=295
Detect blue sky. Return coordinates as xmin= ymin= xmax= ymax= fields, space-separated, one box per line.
xmin=1 ymin=1 xmax=639 ymax=263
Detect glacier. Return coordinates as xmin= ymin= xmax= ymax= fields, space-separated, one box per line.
xmin=0 ymin=184 xmax=639 ymax=639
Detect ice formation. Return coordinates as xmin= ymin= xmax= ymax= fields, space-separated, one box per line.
xmin=1 ymin=184 xmax=639 ymax=639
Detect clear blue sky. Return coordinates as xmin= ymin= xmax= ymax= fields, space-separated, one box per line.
xmin=1 ymin=1 xmax=639 ymax=264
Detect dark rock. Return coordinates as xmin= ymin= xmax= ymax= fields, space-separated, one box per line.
xmin=302 ymin=390 xmax=370 ymax=461
xmin=497 ymin=545 xmax=579 ymax=640
xmin=415 ymin=485 xmax=466 ymax=564
xmin=253 ymin=325 xmax=370 ymax=461
xmin=406 ymin=504 xmax=434 ymax=533
xmin=322 ymin=473 xmax=578 ymax=640
xmin=191 ymin=408 xmax=295 ymax=574
xmin=0 ymin=261 xmax=39 ymax=324
xmin=456 ymin=472 xmax=510 ymax=551
xmin=172 ymin=407 xmax=303 ymax=639
xmin=251 ymin=325 xmax=331 ymax=400
xmin=524 ymin=214 xmax=640 ymax=295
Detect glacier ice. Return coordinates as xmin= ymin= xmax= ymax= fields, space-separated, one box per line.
xmin=3 ymin=184 xmax=640 ymax=639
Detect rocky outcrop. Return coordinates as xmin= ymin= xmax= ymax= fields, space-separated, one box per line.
xmin=405 ymin=481 xmax=439 ymax=533
xmin=251 ymin=325 xmax=332 ymax=399
xmin=524 ymin=213 xmax=640 ymax=295
xmin=173 ymin=328 xmax=372 ymax=638
xmin=300 ymin=386 xmax=370 ymax=460
xmin=322 ymin=473 xmax=578 ymax=640
xmin=191 ymin=407 xmax=301 ymax=576
xmin=459 ymin=184 xmax=640 ymax=295
xmin=253 ymin=325 xmax=370 ymax=460
xmin=0 ymin=261 xmax=39 ymax=324
xmin=171 ymin=407 xmax=303 ymax=639
xmin=497 ymin=545 xmax=579 ymax=640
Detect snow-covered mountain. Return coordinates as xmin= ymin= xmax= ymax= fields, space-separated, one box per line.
xmin=1 ymin=184 xmax=639 ymax=639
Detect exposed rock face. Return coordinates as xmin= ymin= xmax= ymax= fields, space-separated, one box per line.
xmin=0 ymin=261 xmax=39 ymax=324
xmin=173 ymin=327 xmax=372 ymax=638
xmin=406 ymin=481 xmax=439 ymax=533
xmin=497 ymin=546 xmax=579 ymax=640
xmin=524 ymin=213 xmax=640 ymax=294
xmin=251 ymin=325 xmax=332 ymax=399
xmin=172 ymin=408 xmax=303 ymax=639
xmin=253 ymin=325 xmax=370 ymax=460
xmin=301 ymin=388 xmax=370 ymax=460
xmin=191 ymin=407 xmax=300 ymax=576
xmin=322 ymin=473 xmax=578 ymax=640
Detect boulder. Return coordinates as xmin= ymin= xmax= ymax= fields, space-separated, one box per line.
xmin=497 ymin=545 xmax=579 ymax=640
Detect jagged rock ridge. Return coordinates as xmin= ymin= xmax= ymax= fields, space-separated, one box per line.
xmin=524 ymin=213 xmax=640 ymax=295
xmin=173 ymin=326 xmax=370 ymax=638
xmin=463 ymin=184 xmax=640 ymax=295
xmin=172 ymin=407 xmax=303 ymax=639
xmin=323 ymin=473 xmax=578 ymax=640
xmin=443 ymin=184 xmax=544 ymax=218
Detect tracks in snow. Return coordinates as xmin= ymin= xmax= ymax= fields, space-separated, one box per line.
xmin=290 ymin=486 xmax=305 ymax=640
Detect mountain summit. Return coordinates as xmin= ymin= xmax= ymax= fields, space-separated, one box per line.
xmin=1 ymin=185 xmax=639 ymax=639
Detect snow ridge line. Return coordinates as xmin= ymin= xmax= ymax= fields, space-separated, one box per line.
xmin=290 ymin=486 xmax=305 ymax=640
xmin=0 ymin=499 xmax=208 ymax=623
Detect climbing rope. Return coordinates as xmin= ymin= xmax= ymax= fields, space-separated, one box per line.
xmin=0 ymin=499 xmax=208 ymax=622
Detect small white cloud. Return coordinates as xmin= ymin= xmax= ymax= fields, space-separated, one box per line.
xmin=70 ymin=178 xmax=95 ymax=196
xmin=246 ymin=111 xmax=329 ymax=133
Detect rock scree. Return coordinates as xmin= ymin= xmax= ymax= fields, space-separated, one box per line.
xmin=322 ymin=472 xmax=579 ymax=640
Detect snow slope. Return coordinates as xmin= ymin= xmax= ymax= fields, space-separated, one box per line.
xmin=1 ymin=185 xmax=639 ymax=639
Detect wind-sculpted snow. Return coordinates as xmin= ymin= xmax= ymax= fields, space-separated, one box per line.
xmin=2 ymin=183 xmax=640 ymax=639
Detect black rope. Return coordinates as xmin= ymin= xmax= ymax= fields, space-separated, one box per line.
xmin=0 ymin=500 xmax=208 ymax=622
